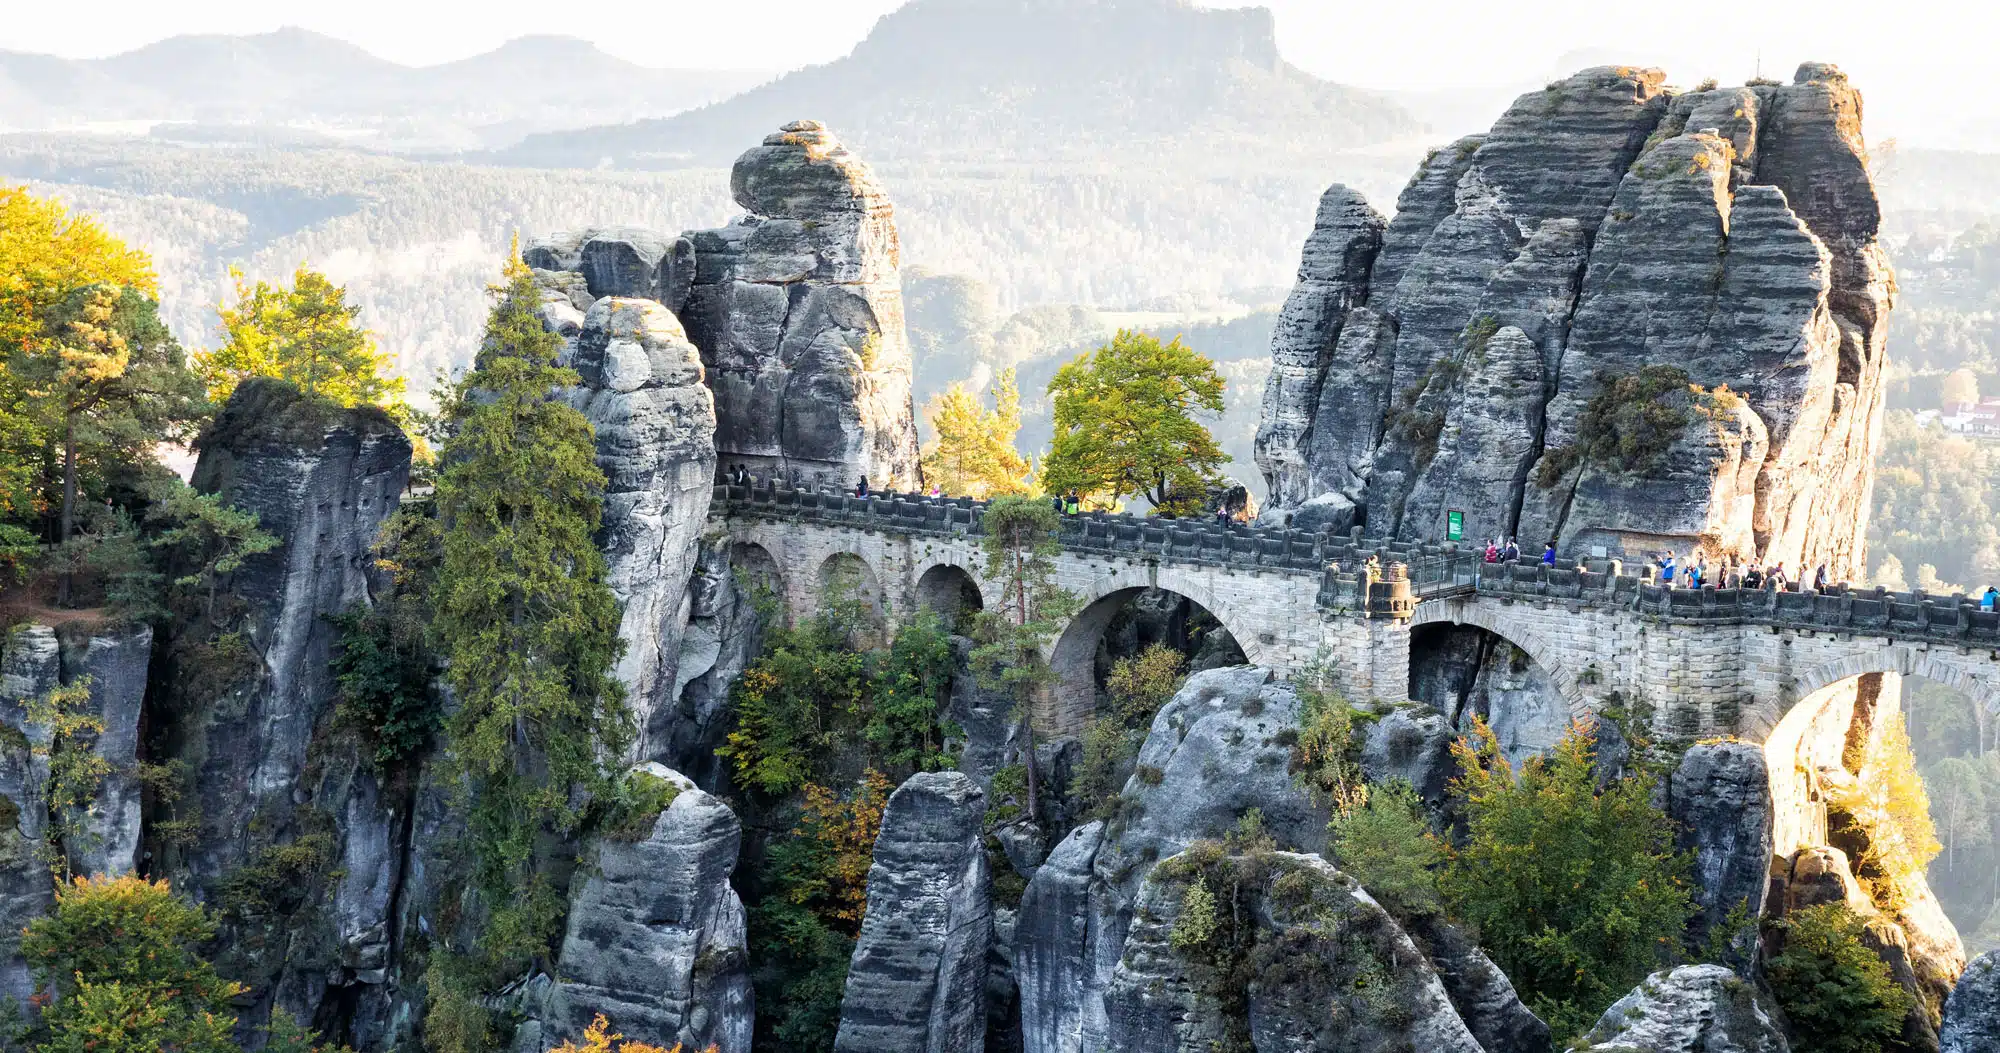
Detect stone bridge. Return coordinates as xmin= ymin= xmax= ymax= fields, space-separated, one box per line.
xmin=711 ymin=484 xmax=2000 ymax=744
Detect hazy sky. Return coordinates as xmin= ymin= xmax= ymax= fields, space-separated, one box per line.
xmin=6 ymin=0 xmax=1996 ymax=142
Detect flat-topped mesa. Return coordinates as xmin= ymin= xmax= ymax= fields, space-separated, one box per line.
xmin=1255 ymin=63 xmax=1890 ymax=580
xmin=524 ymin=120 xmax=922 ymax=493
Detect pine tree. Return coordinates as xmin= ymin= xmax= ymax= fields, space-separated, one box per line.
xmin=969 ymin=496 xmax=1075 ymax=822
xmin=430 ymin=256 xmax=628 ymax=941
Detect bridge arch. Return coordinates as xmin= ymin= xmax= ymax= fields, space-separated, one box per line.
xmin=1408 ymin=600 xmax=1588 ymax=718
xmin=1782 ymin=645 xmax=2000 ymax=720
xmin=728 ymin=541 xmax=784 ymax=603
xmin=915 ymin=561 xmax=985 ymax=632
xmin=815 ymin=551 xmax=888 ymax=640
xmin=1043 ymin=565 xmax=1264 ymax=735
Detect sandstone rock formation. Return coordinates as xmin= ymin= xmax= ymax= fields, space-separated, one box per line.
xmin=1256 ymin=64 xmax=1889 ymax=582
xmin=1762 ymin=671 xmax=1967 ymax=1035
xmin=1943 ymin=950 xmax=2000 ymax=1053
xmin=1668 ymin=742 xmax=1773 ymax=955
xmin=0 ymin=623 xmax=151 ymax=1001
xmin=683 ymin=120 xmax=920 ymax=490
xmin=1103 ymin=849 xmax=1486 ymax=1053
xmin=515 ymin=764 xmax=752 ymax=1053
xmin=528 ymin=121 xmax=922 ymax=494
xmin=1573 ymin=965 xmax=1790 ymax=1052
xmin=159 ymin=378 xmax=414 ymax=1036
xmin=558 ymin=297 xmax=718 ymax=760
xmin=1017 ymin=667 xmax=1324 ymax=1053
xmin=836 ymin=771 xmax=991 ymax=1053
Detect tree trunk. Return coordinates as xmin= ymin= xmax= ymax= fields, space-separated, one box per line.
xmin=56 ymin=410 xmax=78 ymax=606
xmin=1015 ymin=535 xmax=1041 ymax=824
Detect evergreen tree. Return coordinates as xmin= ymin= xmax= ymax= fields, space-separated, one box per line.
xmin=969 ymin=496 xmax=1075 ymax=822
xmin=1040 ymin=329 xmax=1227 ymax=512
xmin=430 ymin=256 xmax=628 ymax=946
xmin=919 ymin=370 xmax=1032 ymax=498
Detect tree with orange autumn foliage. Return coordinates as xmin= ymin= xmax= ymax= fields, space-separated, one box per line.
xmin=748 ymin=770 xmax=892 ymax=1051
xmin=549 ymin=1013 xmax=718 ymax=1053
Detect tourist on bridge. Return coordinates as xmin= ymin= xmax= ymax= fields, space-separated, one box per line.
xmin=1813 ymin=564 xmax=1829 ymax=592
xmin=1541 ymin=542 xmax=1557 ymax=567
xmin=1484 ymin=539 xmax=1500 ymax=564
xmin=856 ymin=475 xmax=870 ymax=498
xmin=1065 ymin=491 xmax=1081 ymax=516
xmin=1982 ymin=586 xmax=1998 ymax=612
xmin=1770 ymin=563 xmax=1790 ymax=591
xmin=1502 ymin=538 xmax=1520 ymax=563
xmin=1659 ymin=553 xmax=1676 ymax=585
xmin=1743 ymin=564 xmax=1764 ymax=590
xmin=1051 ymin=493 xmax=1065 ymax=514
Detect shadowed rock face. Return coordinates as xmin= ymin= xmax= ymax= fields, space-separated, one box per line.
xmin=1257 ymin=63 xmax=1889 ymax=580
xmin=836 ymin=771 xmax=992 ymax=1053
xmin=1944 ymin=951 xmax=2000 ymax=1053
xmin=515 ymin=765 xmax=752 ymax=1053
xmin=160 ymin=378 xmax=414 ymax=1038
xmin=0 ymin=622 xmax=153 ymax=1003
xmin=527 ymin=121 xmax=920 ymax=493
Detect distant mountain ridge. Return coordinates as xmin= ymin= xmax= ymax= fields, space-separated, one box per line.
xmin=496 ymin=0 xmax=1420 ymax=169
xmin=0 ymin=27 xmax=768 ymax=150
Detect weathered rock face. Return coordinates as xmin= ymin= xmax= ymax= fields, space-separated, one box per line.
xmin=1763 ymin=671 xmax=1967 ymax=1031
xmin=1358 ymin=701 xmax=1459 ymax=811
xmin=1104 ymin=850 xmax=1487 ymax=1053
xmin=158 ymin=378 xmax=413 ymax=1035
xmin=1943 ymin=951 xmax=2000 ymax=1053
xmin=1016 ymin=667 xmax=1329 ymax=1053
xmin=836 ymin=771 xmax=990 ymax=1053
xmin=1669 ymin=742 xmax=1773 ymax=956
xmin=1398 ymin=911 xmax=1552 ymax=1053
xmin=681 ymin=120 xmax=921 ymax=490
xmin=555 ymin=297 xmax=719 ymax=761
xmin=1573 ymin=965 xmax=1790 ymax=1053
xmin=663 ymin=538 xmax=770 ymax=786
xmin=515 ymin=764 xmax=752 ymax=1053
xmin=1257 ymin=64 xmax=1889 ymax=582
xmin=526 ymin=122 xmax=920 ymax=493
xmin=0 ymin=625 xmax=57 ymax=1005
xmin=0 ymin=625 xmax=146 ymax=1001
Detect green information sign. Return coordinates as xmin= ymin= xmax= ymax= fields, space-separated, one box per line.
xmin=1446 ymin=510 xmax=1464 ymax=542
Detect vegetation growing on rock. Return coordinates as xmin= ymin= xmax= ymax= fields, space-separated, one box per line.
xmin=1441 ymin=718 xmax=1696 ymax=1038
xmin=1764 ymin=902 xmax=1917 ymax=1053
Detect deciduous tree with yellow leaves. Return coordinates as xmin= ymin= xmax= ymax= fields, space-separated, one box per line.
xmin=0 ymin=186 xmax=206 ymax=600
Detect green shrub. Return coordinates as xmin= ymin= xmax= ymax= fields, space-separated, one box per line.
xmin=329 ymin=605 xmax=439 ymax=769
xmin=1765 ymin=903 xmax=1914 ymax=1053
xmin=1288 ymin=653 xmax=1365 ymax=818
xmin=1330 ymin=781 xmax=1444 ymax=918
xmin=1171 ymin=877 xmax=1219 ymax=949
xmin=1440 ymin=719 xmax=1696 ymax=1039
xmin=1538 ymin=366 xmax=1701 ymax=487
xmin=602 ymin=769 xmax=682 ymax=842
